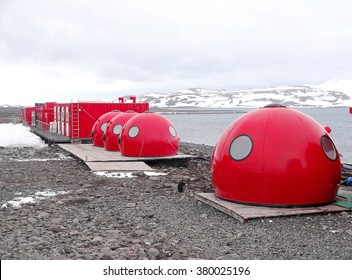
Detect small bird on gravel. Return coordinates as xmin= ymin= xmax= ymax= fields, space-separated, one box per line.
xmin=177 ymin=181 xmax=186 ymax=193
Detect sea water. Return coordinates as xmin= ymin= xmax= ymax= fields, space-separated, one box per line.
xmin=164 ymin=107 xmax=352 ymax=163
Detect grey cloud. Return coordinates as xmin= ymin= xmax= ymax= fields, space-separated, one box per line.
xmin=2 ymin=0 xmax=352 ymax=100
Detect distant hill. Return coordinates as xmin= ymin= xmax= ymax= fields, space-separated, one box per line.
xmin=0 ymin=106 xmax=22 ymax=123
xmin=138 ymin=80 xmax=352 ymax=108
xmin=0 ymin=105 xmax=23 ymax=108
xmin=2 ymin=79 xmax=352 ymax=108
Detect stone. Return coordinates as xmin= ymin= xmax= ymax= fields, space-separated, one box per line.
xmin=138 ymin=250 xmax=148 ymax=260
xmin=126 ymin=203 xmax=136 ymax=208
xmin=163 ymin=183 xmax=177 ymax=188
xmin=91 ymin=236 xmax=103 ymax=245
xmin=134 ymin=229 xmax=148 ymax=236
xmin=99 ymin=254 xmax=113 ymax=260
xmin=27 ymin=217 xmax=38 ymax=224
xmin=37 ymin=211 xmax=50 ymax=219
xmin=148 ymin=176 xmax=161 ymax=181
xmin=145 ymin=248 xmax=160 ymax=258
xmin=48 ymin=224 xmax=63 ymax=233
xmin=69 ymin=231 xmax=80 ymax=236
xmin=28 ymin=236 xmax=43 ymax=243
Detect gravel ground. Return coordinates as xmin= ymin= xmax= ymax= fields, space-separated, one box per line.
xmin=1 ymin=141 xmax=352 ymax=260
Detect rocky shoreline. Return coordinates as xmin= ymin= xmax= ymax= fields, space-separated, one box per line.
xmin=1 ymin=142 xmax=352 ymax=260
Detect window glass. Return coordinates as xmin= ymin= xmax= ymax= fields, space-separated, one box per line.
xmin=321 ymin=135 xmax=337 ymax=160
xmin=128 ymin=126 xmax=139 ymax=138
xmin=169 ymin=125 xmax=177 ymax=137
xmin=113 ymin=124 xmax=123 ymax=135
xmin=101 ymin=122 xmax=108 ymax=132
xmin=229 ymin=135 xmax=253 ymax=161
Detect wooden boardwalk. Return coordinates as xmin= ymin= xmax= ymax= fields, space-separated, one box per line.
xmin=58 ymin=143 xmax=195 ymax=172
xmin=85 ymin=161 xmax=153 ymax=171
xmin=31 ymin=127 xmax=71 ymax=144
xmin=195 ymin=190 xmax=351 ymax=223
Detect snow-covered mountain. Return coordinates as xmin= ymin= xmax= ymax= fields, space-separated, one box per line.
xmin=316 ymin=79 xmax=352 ymax=95
xmin=139 ymin=80 xmax=352 ymax=108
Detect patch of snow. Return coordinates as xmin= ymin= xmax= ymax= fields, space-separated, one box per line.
xmin=2 ymin=197 xmax=36 ymax=208
xmin=0 ymin=124 xmax=46 ymax=148
xmin=94 ymin=171 xmax=168 ymax=178
xmin=144 ymin=171 xmax=168 ymax=176
xmin=1 ymin=189 xmax=69 ymax=208
xmin=94 ymin=171 xmax=137 ymax=178
xmin=35 ymin=190 xmax=68 ymax=198
xmin=15 ymin=156 xmax=73 ymax=162
xmin=55 ymin=153 xmax=73 ymax=160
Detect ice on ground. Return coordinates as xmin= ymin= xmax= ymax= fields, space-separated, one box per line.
xmin=95 ymin=171 xmax=168 ymax=178
xmin=2 ymin=197 xmax=36 ymax=208
xmin=1 ymin=189 xmax=69 ymax=208
xmin=0 ymin=123 xmax=46 ymax=148
xmin=144 ymin=171 xmax=168 ymax=176
xmin=15 ymin=153 xmax=73 ymax=162
xmin=95 ymin=171 xmax=137 ymax=178
xmin=35 ymin=190 xmax=68 ymax=198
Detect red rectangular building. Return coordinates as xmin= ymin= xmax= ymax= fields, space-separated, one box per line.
xmin=23 ymin=97 xmax=149 ymax=141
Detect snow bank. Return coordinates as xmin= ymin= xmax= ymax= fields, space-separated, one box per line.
xmin=1 ymin=190 xmax=69 ymax=208
xmin=0 ymin=124 xmax=46 ymax=148
xmin=317 ymin=79 xmax=352 ymax=96
xmin=94 ymin=171 xmax=168 ymax=178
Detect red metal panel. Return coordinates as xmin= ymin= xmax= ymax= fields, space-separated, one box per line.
xmin=36 ymin=106 xmax=55 ymax=131
xmin=24 ymin=100 xmax=149 ymax=139
xmin=21 ymin=106 xmax=42 ymax=126
xmin=104 ymin=112 xmax=138 ymax=151
xmin=91 ymin=111 xmax=121 ymax=146
xmin=21 ymin=107 xmax=35 ymax=125
xmin=45 ymin=102 xmax=56 ymax=108
xmin=59 ymin=106 xmax=65 ymax=135
xmin=211 ymin=105 xmax=341 ymax=206
xmin=77 ymin=102 xmax=149 ymax=139
xmin=120 ymin=113 xmax=179 ymax=157
xmin=61 ymin=105 xmax=67 ymax=136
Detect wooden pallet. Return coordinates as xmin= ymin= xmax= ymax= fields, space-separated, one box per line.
xmin=195 ymin=193 xmax=350 ymax=223
xmin=31 ymin=127 xmax=70 ymax=144
xmin=58 ymin=143 xmax=194 ymax=162
xmin=58 ymin=143 xmax=194 ymax=172
xmin=86 ymin=161 xmax=153 ymax=171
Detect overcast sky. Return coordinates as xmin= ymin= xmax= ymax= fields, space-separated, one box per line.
xmin=1 ymin=0 xmax=352 ymax=105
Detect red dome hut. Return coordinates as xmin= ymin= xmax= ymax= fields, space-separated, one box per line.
xmin=211 ymin=104 xmax=341 ymax=206
xmin=104 ymin=112 xmax=138 ymax=151
xmin=119 ymin=113 xmax=179 ymax=157
xmin=91 ymin=111 xmax=121 ymax=147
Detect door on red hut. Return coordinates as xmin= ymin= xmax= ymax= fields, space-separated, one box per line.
xmin=66 ymin=106 xmax=70 ymax=136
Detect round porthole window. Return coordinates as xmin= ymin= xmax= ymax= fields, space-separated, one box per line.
xmin=113 ymin=124 xmax=123 ymax=135
xmin=321 ymin=135 xmax=337 ymax=161
xmin=229 ymin=135 xmax=253 ymax=161
xmin=101 ymin=122 xmax=108 ymax=132
xmin=169 ymin=125 xmax=177 ymax=137
xmin=128 ymin=126 xmax=139 ymax=138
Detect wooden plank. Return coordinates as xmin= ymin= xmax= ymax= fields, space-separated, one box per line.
xmin=58 ymin=143 xmax=195 ymax=162
xmin=58 ymin=143 xmax=118 ymax=161
xmin=195 ymin=193 xmax=349 ymax=223
xmin=86 ymin=161 xmax=153 ymax=171
xmin=58 ymin=143 xmax=192 ymax=172
xmin=31 ymin=127 xmax=71 ymax=143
